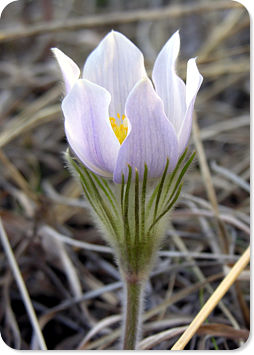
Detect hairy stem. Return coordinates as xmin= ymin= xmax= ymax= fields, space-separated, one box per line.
xmin=122 ymin=276 xmax=144 ymax=350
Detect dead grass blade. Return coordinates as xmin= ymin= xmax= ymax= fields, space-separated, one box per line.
xmin=0 ymin=105 xmax=60 ymax=148
xmin=171 ymin=246 xmax=250 ymax=350
xmin=139 ymin=323 xmax=249 ymax=350
xmin=0 ymin=218 xmax=47 ymax=350
xmin=0 ymin=1 xmax=241 ymax=42
xmin=192 ymin=112 xmax=229 ymax=253
xmin=139 ymin=326 xmax=187 ymax=350
xmin=84 ymin=273 xmax=223 ymax=350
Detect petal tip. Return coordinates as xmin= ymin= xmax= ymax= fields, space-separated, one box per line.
xmin=187 ymin=57 xmax=203 ymax=83
xmin=51 ymin=47 xmax=58 ymax=54
xmin=52 ymin=48 xmax=80 ymax=93
xmin=173 ymin=29 xmax=180 ymax=38
xmin=104 ymin=29 xmax=126 ymax=42
xmin=170 ymin=29 xmax=181 ymax=44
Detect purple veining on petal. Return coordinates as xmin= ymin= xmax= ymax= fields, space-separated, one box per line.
xmin=152 ymin=30 xmax=186 ymax=134
xmin=62 ymin=79 xmax=120 ymax=177
xmin=83 ymin=30 xmax=147 ymax=118
xmin=113 ymin=77 xmax=178 ymax=183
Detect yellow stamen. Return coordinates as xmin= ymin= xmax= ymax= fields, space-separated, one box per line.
xmin=109 ymin=114 xmax=128 ymax=144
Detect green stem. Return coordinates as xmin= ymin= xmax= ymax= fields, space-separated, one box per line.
xmin=122 ymin=276 xmax=144 ymax=350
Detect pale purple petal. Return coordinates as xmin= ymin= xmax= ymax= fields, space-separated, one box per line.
xmin=152 ymin=30 xmax=186 ymax=134
xmin=62 ymin=79 xmax=120 ymax=177
xmin=52 ymin=48 xmax=80 ymax=94
xmin=113 ymin=78 xmax=178 ymax=183
xmin=178 ymin=58 xmax=203 ymax=156
xmin=83 ymin=31 xmax=147 ymax=118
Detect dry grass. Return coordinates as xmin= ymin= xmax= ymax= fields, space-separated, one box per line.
xmin=0 ymin=0 xmax=250 ymax=350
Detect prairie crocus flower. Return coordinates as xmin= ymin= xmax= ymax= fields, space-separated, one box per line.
xmin=54 ymin=30 xmax=203 ymax=350
xmin=52 ymin=30 xmax=202 ymax=183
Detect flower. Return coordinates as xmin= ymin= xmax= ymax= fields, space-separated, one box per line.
xmin=52 ymin=30 xmax=202 ymax=183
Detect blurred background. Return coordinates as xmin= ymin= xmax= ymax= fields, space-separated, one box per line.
xmin=0 ymin=0 xmax=250 ymax=350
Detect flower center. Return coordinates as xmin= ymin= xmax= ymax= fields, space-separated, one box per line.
xmin=110 ymin=113 xmax=128 ymax=144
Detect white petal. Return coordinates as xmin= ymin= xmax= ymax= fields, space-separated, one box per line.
xmin=62 ymin=79 xmax=120 ymax=177
xmin=52 ymin=48 xmax=80 ymax=93
xmin=82 ymin=31 xmax=147 ymax=118
xmin=178 ymin=58 xmax=203 ymax=156
xmin=152 ymin=30 xmax=186 ymax=134
xmin=113 ymin=77 xmax=178 ymax=183
xmin=186 ymin=57 xmax=203 ymax=107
